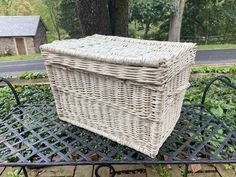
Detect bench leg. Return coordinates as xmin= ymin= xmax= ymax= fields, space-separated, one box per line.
xmin=91 ymin=165 xmax=95 ymax=177
xmin=184 ymin=164 xmax=189 ymax=177
xmin=22 ymin=167 xmax=28 ymax=177
xmin=18 ymin=167 xmax=28 ymax=177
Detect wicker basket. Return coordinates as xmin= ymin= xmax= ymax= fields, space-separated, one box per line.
xmin=41 ymin=35 xmax=196 ymax=158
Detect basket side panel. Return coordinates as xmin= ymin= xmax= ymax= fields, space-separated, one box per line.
xmin=45 ymin=62 xmax=165 ymax=156
xmin=149 ymin=67 xmax=192 ymax=157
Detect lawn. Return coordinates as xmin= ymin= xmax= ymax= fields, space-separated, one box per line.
xmin=192 ymin=65 xmax=236 ymax=73
xmin=0 ymin=53 xmax=42 ymax=61
xmin=198 ymin=44 xmax=236 ymax=50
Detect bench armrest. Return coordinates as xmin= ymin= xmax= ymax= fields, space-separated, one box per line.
xmin=201 ymin=76 xmax=236 ymax=105
xmin=0 ymin=77 xmax=21 ymax=106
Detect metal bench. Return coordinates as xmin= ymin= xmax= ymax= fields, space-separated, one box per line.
xmin=0 ymin=76 xmax=236 ymax=177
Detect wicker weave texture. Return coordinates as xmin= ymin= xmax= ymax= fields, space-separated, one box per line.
xmin=41 ymin=35 xmax=196 ymax=157
xmin=41 ymin=34 xmax=196 ymax=68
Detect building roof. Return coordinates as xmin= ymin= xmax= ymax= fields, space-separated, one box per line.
xmin=0 ymin=16 xmax=47 ymax=37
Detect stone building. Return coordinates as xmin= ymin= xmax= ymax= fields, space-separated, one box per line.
xmin=0 ymin=16 xmax=48 ymax=56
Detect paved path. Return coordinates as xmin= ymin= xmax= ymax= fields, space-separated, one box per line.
xmin=0 ymin=59 xmax=45 ymax=77
xmin=0 ymin=49 xmax=235 ymax=77
xmin=196 ymin=49 xmax=236 ymax=64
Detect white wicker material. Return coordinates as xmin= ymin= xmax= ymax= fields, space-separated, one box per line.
xmin=41 ymin=35 xmax=196 ymax=157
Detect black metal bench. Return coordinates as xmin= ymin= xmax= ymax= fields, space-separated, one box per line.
xmin=0 ymin=76 xmax=236 ymax=177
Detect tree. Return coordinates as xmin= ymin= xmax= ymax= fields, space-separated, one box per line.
xmin=60 ymin=0 xmax=82 ymax=38
xmin=130 ymin=0 xmax=174 ymax=39
xmin=59 ymin=0 xmax=129 ymax=37
xmin=222 ymin=0 xmax=236 ymax=42
xmin=75 ymin=0 xmax=111 ymax=36
xmin=43 ymin=0 xmax=62 ymax=40
xmin=32 ymin=0 xmax=59 ymax=41
xmin=0 ymin=0 xmax=33 ymax=16
xmin=109 ymin=0 xmax=128 ymax=36
xmin=181 ymin=0 xmax=236 ymax=44
xmin=0 ymin=0 xmax=13 ymax=15
xmin=168 ymin=0 xmax=186 ymax=42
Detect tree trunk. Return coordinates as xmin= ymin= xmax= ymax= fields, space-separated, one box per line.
xmin=168 ymin=0 xmax=186 ymax=42
xmin=108 ymin=0 xmax=128 ymax=36
xmin=48 ymin=6 xmax=61 ymax=40
xmin=75 ymin=0 xmax=111 ymax=36
xmin=144 ymin=23 xmax=150 ymax=39
xmin=205 ymin=33 xmax=208 ymax=44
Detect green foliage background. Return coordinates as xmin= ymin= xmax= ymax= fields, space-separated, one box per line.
xmin=129 ymin=0 xmax=236 ymax=42
xmin=1 ymin=0 xmax=236 ymax=43
xmin=182 ymin=0 xmax=236 ymax=44
xmin=185 ymin=75 xmax=236 ymax=130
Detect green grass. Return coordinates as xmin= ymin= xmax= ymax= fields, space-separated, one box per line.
xmin=192 ymin=65 xmax=236 ymax=74
xmin=0 ymin=54 xmax=42 ymax=61
xmin=198 ymin=44 xmax=236 ymax=50
xmin=17 ymin=72 xmax=47 ymax=80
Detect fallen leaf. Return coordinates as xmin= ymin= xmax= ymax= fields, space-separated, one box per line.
xmin=191 ymin=164 xmax=202 ymax=173
xmin=89 ymin=153 xmax=102 ymax=161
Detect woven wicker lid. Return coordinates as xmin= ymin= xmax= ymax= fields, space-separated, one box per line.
xmin=41 ymin=34 xmax=196 ymax=67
